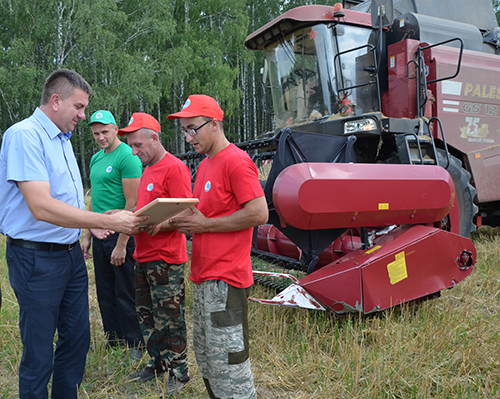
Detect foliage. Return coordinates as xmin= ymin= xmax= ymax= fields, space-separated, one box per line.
xmin=0 ymin=0 xmax=252 ymax=186
xmin=494 ymin=0 xmax=500 ymax=24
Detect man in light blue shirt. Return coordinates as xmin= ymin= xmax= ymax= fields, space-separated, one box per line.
xmin=0 ymin=69 xmax=147 ymax=399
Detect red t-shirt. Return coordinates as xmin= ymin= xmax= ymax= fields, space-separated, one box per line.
xmin=134 ymin=152 xmax=192 ymax=264
xmin=190 ymin=144 xmax=264 ymax=288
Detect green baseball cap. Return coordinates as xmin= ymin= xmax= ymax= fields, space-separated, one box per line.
xmin=88 ymin=110 xmax=117 ymax=126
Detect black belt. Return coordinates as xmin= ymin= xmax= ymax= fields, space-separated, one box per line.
xmin=7 ymin=236 xmax=78 ymax=251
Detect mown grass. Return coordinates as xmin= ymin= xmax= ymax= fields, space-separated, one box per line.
xmin=1 ymin=231 xmax=499 ymax=398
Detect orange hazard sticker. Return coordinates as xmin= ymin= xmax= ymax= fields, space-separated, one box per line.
xmin=387 ymin=252 xmax=408 ymax=285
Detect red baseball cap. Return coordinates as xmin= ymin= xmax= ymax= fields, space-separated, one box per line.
xmin=167 ymin=95 xmax=224 ymax=121
xmin=118 ymin=112 xmax=161 ymax=136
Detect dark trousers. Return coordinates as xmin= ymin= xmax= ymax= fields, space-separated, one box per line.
xmin=92 ymin=233 xmax=143 ymax=348
xmin=6 ymin=241 xmax=90 ymax=399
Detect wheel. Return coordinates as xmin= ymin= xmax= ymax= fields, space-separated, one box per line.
xmin=435 ymin=149 xmax=478 ymax=237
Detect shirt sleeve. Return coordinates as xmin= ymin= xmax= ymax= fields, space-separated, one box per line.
xmin=166 ymin=161 xmax=193 ymax=198
xmin=5 ymin=128 xmax=49 ymax=183
xmin=229 ymin=156 xmax=264 ymax=206
xmin=120 ymin=152 xmax=143 ymax=179
xmin=89 ymin=152 xmax=98 ymax=171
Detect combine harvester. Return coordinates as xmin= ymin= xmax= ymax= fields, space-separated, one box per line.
xmin=178 ymin=0 xmax=500 ymax=313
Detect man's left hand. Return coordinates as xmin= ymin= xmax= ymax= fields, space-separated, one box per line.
xmin=169 ymin=206 xmax=208 ymax=234
xmin=110 ymin=245 xmax=126 ymax=266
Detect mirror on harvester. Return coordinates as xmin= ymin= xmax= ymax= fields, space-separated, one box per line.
xmin=371 ymin=0 xmax=394 ymax=27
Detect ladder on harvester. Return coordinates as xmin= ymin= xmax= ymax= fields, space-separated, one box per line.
xmin=398 ymin=38 xmax=464 ymax=167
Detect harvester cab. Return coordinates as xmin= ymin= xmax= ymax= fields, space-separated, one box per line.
xmin=255 ymin=2 xmax=385 ymax=129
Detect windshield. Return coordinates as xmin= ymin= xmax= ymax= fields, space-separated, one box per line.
xmin=265 ymin=23 xmax=379 ymax=129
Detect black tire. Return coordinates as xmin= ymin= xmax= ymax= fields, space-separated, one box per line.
xmin=436 ymin=149 xmax=478 ymax=237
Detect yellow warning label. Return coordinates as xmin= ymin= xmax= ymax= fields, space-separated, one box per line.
xmin=387 ymin=252 xmax=408 ymax=285
xmin=379 ymin=203 xmax=389 ymax=210
xmin=365 ymin=245 xmax=382 ymax=254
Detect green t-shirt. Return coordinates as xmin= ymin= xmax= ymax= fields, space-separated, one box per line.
xmin=89 ymin=142 xmax=143 ymax=214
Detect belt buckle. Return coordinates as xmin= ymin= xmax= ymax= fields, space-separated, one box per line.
xmin=68 ymin=242 xmax=76 ymax=251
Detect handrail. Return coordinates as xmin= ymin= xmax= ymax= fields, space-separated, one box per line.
xmin=333 ymin=43 xmax=382 ymax=112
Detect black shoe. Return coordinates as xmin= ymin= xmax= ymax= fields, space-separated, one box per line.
xmin=123 ymin=347 xmax=144 ymax=361
xmin=129 ymin=367 xmax=164 ymax=382
xmin=165 ymin=371 xmax=190 ymax=394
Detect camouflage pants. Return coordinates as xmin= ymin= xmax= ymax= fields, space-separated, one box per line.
xmin=193 ymin=280 xmax=256 ymax=399
xmin=135 ymin=260 xmax=188 ymax=378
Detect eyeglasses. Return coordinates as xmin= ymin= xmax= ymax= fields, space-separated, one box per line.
xmin=180 ymin=119 xmax=213 ymax=137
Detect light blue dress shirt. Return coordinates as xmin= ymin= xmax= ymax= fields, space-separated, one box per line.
xmin=0 ymin=107 xmax=84 ymax=243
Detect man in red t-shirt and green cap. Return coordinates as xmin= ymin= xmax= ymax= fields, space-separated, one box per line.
xmin=168 ymin=95 xmax=268 ymax=399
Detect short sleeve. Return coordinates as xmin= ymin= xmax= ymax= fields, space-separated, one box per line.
xmin=5 ymin=128 xmax=49 ymax=183
xmin=229 ymin=156 xmax=264 ymax=205
xmin=120 ymin=151 xmax=143 ymax=179
xmin=166 ymin=160 xmax=192 ymax=198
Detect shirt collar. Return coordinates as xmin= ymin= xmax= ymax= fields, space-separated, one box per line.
xmin=33 ymin=107 xmax=73 ymax=140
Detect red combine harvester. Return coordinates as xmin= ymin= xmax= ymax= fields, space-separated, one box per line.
xmin=178 ymin=0 xmax=500 ymax=313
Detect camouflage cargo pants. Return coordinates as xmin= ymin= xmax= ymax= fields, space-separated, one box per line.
xmin=135 ymin=260 xmax=188 ymax=379
xmin=193 ymin=279 xmax=256 ymax=399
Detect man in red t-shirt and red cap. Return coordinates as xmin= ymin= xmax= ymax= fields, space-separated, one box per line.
xmin=168 ymin=95 xmax=268 ymax=399
xmin=117 ymin=113 xmax=192 ymax=394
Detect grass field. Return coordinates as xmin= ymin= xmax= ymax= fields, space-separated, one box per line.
xmin=0 ymin=231 xmax=499 ymax=398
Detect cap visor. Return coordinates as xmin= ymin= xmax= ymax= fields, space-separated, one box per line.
xmin=167 ymin=110 xmax=203 ymax=120
xmin=117 ymin=126 xmax=138 ymax=135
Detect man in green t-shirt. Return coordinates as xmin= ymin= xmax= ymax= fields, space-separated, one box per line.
xmin=82 ymin=110 xmax=144 ymax=358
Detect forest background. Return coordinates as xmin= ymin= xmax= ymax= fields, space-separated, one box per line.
xmin=1 ymin=0 xmax=500 ymax=188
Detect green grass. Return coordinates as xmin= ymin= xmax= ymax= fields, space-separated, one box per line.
xmin=1 ymin=232 xmax=500 ymax=398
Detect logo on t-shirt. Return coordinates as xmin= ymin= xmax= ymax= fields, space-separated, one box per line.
xmin=147 ymin=183 xmax=154 ymax=192
xmin=106 ymin=166 xmax=112 ymax=173
xmin=204 ymin=180 xmax=211 ymax=192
